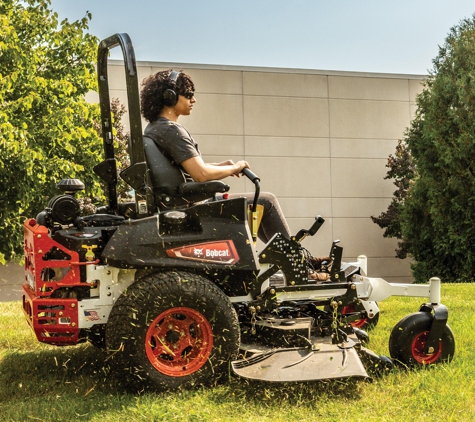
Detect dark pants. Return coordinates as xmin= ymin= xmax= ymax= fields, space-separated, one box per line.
xmin=227 ymin=191 xmax=290 ymax=244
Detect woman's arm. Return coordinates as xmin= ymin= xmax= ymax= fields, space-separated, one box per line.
xmin=181 ymin=156 xmax=250 ymax=182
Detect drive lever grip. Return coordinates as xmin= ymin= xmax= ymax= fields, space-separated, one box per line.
xmin=242 ymin=168 xmax=260 ymax=183
xmin=241 ymin=167 xmax=260 ymax=217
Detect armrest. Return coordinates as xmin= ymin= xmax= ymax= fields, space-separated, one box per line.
xmin=178 ymin=180 xmax=230 ymax=196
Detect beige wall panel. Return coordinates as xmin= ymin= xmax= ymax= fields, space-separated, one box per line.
xmin=185 ymin=94 xmax=243 ymax=135
xmin=106 ymin=64 xmax=126 ymax=90
xmin=332 ymin=198 xmax=391 ymax=218
xmin=183 ymin=69 xmax=242 ymax=95
xmin=243 ymin=96 xmax=329 ymax=137
xmin=243 ymin=72 xmax=328 ymax=98
xmin=332 ymin=217 xmax=400 ymax=258
xmin=107 ymin=63 xmax=152 ymax=91
xmin=194 ymin=134 xmax=245 ymax=157
xmin=245 ymin=136 xmax=330 ymax=158
xmin=146 ymin=66 xmax=242 ymax=95
xmin=329 ymin=99 xmax=410 ymax=139
xmin=109 ymin=88 xmax=128 ymax=104
xmin=279 ymin=198 xmax=332 ymax=219
xmin=137 ymin=66 xmax=155 ymax=86
xmin=331 ymin=158 xmax=393 ymax=198
xmin=409 ymin=78 xmax=425 ymax=100
xmin=329 ymin=76 xmax=409 ymax=101
xmin=366 ymin=257 xmax=412 ymax=279
xmin=249 ymin=157 xmax=331 ymax=198
xmin=331 ymin=138 xmax=398 ymax=159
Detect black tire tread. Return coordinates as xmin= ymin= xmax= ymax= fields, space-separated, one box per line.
xmin=106 ymin=271 xmax=240 ymax=390
xmin=389 ymin=311 xmax=455 ymax=366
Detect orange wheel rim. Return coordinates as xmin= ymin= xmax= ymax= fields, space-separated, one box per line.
xmin=145 ymin=307 xmax=213 ymax=377
xmin=411 ymin=331 xmax=442 ymax=364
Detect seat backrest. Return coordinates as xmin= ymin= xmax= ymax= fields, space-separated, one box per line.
xmin=143 ymin=136 xmax=186 ymax=197
xmin=143 ymin=136 xmax=230 ymax=208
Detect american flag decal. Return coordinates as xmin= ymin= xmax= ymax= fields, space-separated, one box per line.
xmin=84 ymin=310 xmax=101 ymax=321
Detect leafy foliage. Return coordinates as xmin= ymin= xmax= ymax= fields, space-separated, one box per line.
xmin=371 ymin=139 xmax=415 ymax=259
xmin=0 ymin=0 xmax=102 ymax=263
xmin=374 ymin=14 xmax=475 ymax=282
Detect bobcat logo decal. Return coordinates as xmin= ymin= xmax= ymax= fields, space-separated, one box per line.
xmin=167 ymin=241 xmax=240 ymax=265
xmin=193 ymin=247 xmax=204 ymax=257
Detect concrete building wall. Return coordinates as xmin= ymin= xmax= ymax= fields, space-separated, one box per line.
xmin=105 ymin=60 xmax=425 ymax=283
xmin=2 ymin=62 xmax=426 ymax=293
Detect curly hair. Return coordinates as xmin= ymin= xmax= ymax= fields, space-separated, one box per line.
xmin=140 ymin=69 xmax=195 ymax=122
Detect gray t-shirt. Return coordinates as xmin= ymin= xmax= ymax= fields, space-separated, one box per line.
xmin=143 ymin=117 xmax=200 ymax=166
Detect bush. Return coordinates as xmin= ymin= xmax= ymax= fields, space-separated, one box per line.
xmin=0 ymin=0 xmax=102 ymax=263
xmin=373 ymin=14 xmax=475 ymax=282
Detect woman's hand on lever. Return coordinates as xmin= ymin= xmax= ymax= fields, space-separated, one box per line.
xmin=233 ymin=160 xmax=250 ymax=177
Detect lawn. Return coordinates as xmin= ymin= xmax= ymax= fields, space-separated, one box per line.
xmin=0 ymin=284 xmax=474 ymax=422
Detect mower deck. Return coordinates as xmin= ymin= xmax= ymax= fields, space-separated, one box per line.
xmin=233 ymin=334 xmax=369 ymax=382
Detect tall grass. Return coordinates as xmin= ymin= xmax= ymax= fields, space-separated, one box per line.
xmin=1 ymin=284 xmax=474 ymax=421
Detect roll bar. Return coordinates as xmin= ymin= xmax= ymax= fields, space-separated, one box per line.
xmin=95 ymin=33 xmax=145 ymax=214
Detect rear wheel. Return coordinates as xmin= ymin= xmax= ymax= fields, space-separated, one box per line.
xmin=389 ymin=312 xmax=455 ymax=366
xmin=106 ymin=271 xmax=240 ymax=390
xmin=145 ymin=306 xmax=213 ymax=377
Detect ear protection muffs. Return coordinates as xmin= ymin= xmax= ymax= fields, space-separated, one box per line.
xmin=162 ymin=70 xmax=181 ymax=106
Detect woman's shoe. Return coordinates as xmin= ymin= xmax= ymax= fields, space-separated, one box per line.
xmin=308 ymin=271 xmax=330 ymax=281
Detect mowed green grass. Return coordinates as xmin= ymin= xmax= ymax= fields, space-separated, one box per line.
xmin=0 ymin=284 xmax=474 ymax=422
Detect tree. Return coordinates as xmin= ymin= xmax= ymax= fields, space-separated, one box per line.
xmin=373 ymin=14 xmax=475 ymax=282
xmin=371 ymin=139 xmax=415 ymax=260
xmin=0 ymin=0 xmax=103 ymax=263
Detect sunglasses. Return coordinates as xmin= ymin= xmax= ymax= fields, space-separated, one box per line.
xmin=181 ymin=91 xmax=195 ymax=99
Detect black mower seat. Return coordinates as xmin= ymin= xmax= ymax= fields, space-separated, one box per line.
xmin=143 ymin=136 xmax=230 ymax=208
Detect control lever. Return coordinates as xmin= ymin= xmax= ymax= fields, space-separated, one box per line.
xmin=241 ymin=167 xmax=260 ymax=185
xmin=329 ymin=240 xmax=345 ymax=282
xmin=293 ymin=215 xmax=325 ymax=243
xmin=242 ymin=168 xmax=260 ymax=242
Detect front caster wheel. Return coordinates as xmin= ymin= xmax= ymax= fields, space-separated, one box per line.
xmin=106 ymin=271 xmax=240 ymax=390
xmin=389 ymin=312 xmax=455 ymax=366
